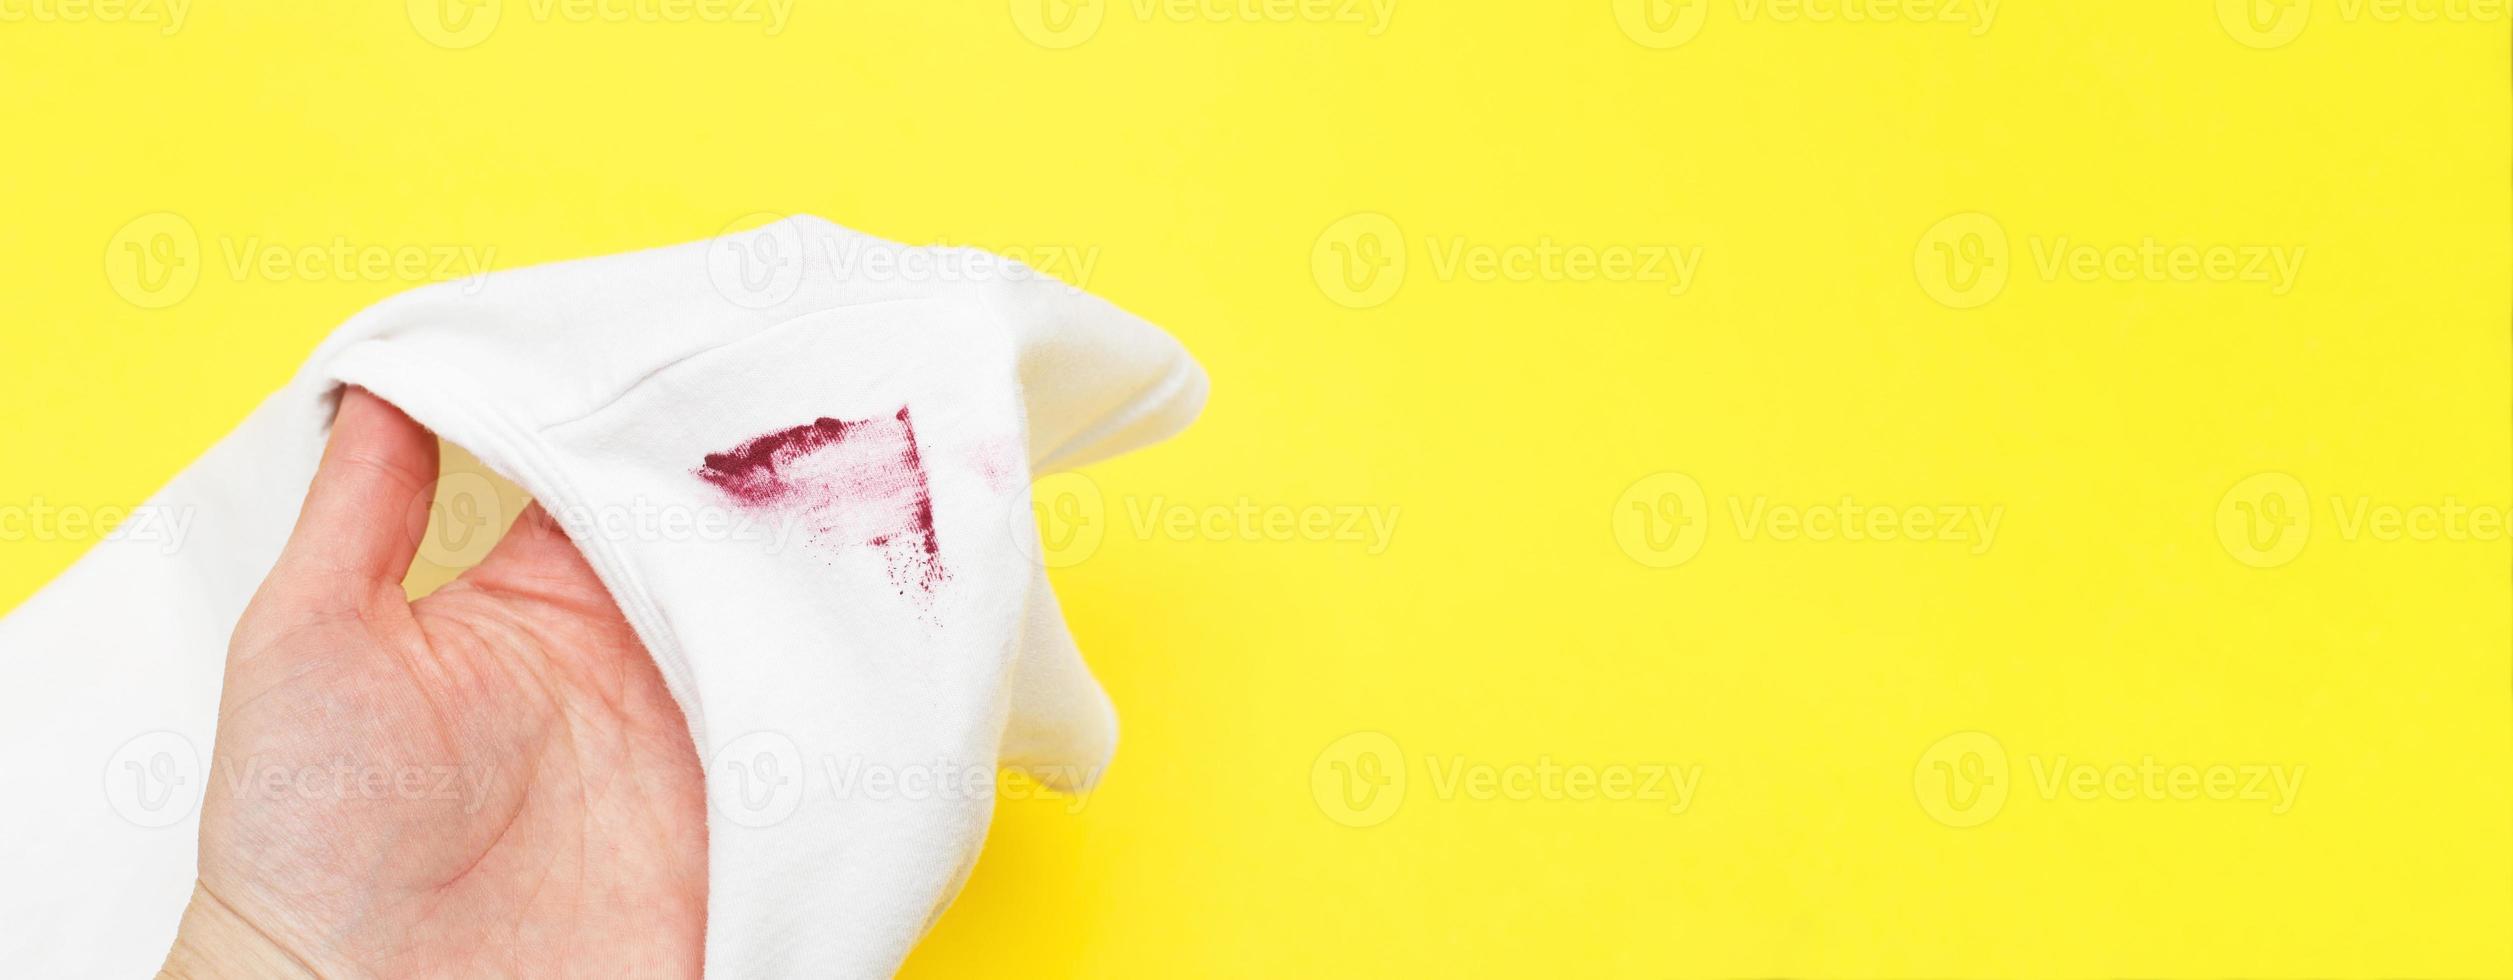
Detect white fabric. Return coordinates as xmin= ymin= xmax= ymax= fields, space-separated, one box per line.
xmin=0 ymin=215 xmax=1206 ymax=978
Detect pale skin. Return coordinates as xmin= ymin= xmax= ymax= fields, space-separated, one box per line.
xmin=160 ymin=388 xmax=708 ymax=979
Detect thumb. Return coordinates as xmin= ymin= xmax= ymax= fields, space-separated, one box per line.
xmin=263 ymin=386 xmax=440 ymax=615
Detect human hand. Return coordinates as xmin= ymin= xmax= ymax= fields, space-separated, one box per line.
xmin=160 ymin=388 xmax=707 ymax=979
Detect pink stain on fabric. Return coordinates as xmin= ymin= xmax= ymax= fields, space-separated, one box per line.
xmin=695 ymin=407 xmax=949 ymax=605
xmin=967 ymin=434 xmax=1024 ymax=497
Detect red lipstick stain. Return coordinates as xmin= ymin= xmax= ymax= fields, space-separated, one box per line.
xmin=697 ymin=407 xmax=947 ymax=606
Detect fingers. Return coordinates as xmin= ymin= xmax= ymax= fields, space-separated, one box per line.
xmin=270 ymin=387 xmax=440 ymax=612
xmin=472 ymin=502 xmax=580 ymax=575
xmin=457 ymin=502 xmax=622 ymax=618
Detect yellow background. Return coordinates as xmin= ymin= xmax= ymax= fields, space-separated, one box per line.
xmin=3 ymin=1 xmax=2508 ymax=975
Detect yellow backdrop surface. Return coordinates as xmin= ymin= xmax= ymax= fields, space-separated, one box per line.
xmin=3 ymin=2 xmax=2508 ymax=975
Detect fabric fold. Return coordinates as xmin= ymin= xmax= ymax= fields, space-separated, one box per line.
xmin=0 ymin=216 xmax=1205 ymax=978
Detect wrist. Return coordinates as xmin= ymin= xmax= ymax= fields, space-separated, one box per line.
xmin=158 ymin=882 xmax=322 ymax=980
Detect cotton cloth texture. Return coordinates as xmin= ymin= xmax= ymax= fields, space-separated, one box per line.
xmin=0 ymin=215 xmax=1206 ymax=978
